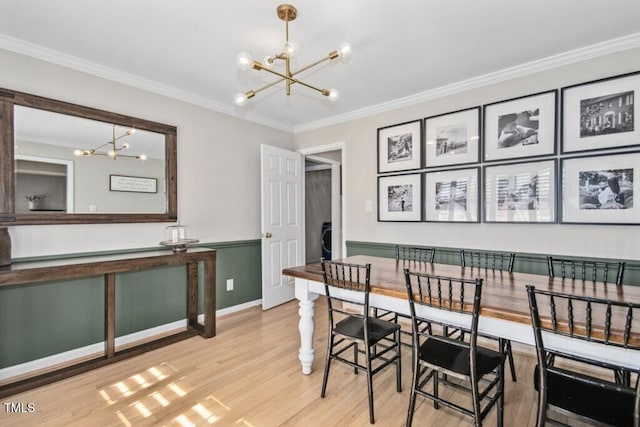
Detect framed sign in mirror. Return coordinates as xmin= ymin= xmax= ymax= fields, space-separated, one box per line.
xmin=0 ymin=87 xmax=177 ymax=225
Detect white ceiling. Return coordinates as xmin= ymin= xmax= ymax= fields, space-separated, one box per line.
xmin=1 ymin=0 xmax=639 ymax=133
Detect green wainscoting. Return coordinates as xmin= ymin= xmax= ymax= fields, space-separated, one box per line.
xmin=0 ymin=276 xmax=105 ymax=368
xmin=346 ymin=241 xmax=640 ymax=286
xmin=0 ymin=239 xmax=261 ymax=369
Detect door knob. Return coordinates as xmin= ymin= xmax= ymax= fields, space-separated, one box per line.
xmin=264 ymin=232 xmax=272 ymax=238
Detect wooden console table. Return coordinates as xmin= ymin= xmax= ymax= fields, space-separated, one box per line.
xmin=0 ymin=247 xmax=216 ymax=397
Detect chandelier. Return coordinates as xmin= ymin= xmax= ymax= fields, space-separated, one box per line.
xmin=233 ymin=4 xmax=351 ymax=106
xmin=73 ymin=125 xmax=147 ymax=160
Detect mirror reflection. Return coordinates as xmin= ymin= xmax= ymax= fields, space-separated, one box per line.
xmin=14 ymin=106 xmax=167 ymax=214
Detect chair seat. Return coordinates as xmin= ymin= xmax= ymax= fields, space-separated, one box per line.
xmin=420 ymin=337 xmax=504 ymax=377
xmin=335 ymin=316 xmax=401 ymax=344
xmin=534 ymin=365 xmax=635 ymax=427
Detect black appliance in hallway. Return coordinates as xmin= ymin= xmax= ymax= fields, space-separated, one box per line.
xmin=321 ymin=222 xmax=331 ymax=260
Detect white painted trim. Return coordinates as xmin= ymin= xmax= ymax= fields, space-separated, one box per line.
xmin=216 ymin=298 xmax=262 ymax=317
xmin=0 ymin=299 xmax=262 ymax=381
xmin=305 ymin=163 xmax=332 ymax=172
xmin=305 ymin=154 xmax=341 ymax=166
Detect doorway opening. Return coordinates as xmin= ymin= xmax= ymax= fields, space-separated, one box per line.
xmin=300 ymin=143 xmax=344 ymax=264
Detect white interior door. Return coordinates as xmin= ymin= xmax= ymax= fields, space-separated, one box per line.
xmin=260 ymin=144 xmax=303 ymax=310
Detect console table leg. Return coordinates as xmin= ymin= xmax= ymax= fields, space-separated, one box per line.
xmin=105 ymin=273 xmax=116 ymax=358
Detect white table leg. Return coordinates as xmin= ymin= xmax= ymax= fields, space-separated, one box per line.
xmin=298 ymin=298 xmax=317 ymax=374
xmin=295 ymin=278 xmax=320 ymax=375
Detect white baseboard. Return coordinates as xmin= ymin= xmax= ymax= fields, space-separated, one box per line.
xmin=0 ymin=299 xmax=263 ymax=382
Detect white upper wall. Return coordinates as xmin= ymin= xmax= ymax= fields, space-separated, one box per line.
xmin=294 ymin=47 xmax=640 ymax=261
xmin=0 ymin=49 xmax=295 ymax=258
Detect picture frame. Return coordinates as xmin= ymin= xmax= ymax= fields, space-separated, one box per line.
xmin=424 ymin=167 xmax=480 ymax=223
xmin=377 ymin=120 xmax=423 ymax=173
xmin=378 ymin=173 xmax=423 ymax=222
xmin=424 ymin=107 xmax=481 ymax=168
xmin=560 ymin=151 xmax=639 ymax=225
xmin=561 ymin=70 xmax=640 ymax=154
xmin=484 ymin=159 xmax=557 ymax=223
xmin=109 ymin=175 xmax=158 ymax=193
xmin=483 ymin=90 xmax=557 ymax=162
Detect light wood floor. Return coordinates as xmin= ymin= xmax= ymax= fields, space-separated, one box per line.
xmin=1 ymin=298 xmax=570 ymax=426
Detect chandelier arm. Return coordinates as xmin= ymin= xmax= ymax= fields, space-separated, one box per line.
xmin=290 ymin=53 xmax=336 ymax=77
xmin=252 ymin=77 xmax=288 ymax=95
xmin=256 ymin=65 xmax=329 ymax=96
xmin=91 ymin=141 xmax=113 ymax=151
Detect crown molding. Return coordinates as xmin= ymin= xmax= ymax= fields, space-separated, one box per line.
xmin=0 ymin=34 xmax=294 ymax=133
xmin=2 ymin=32 xmax=639 ymax=135
xmin=293 ymin=32 xmax=640 ymax=134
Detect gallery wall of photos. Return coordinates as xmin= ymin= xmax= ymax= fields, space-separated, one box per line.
xmin=377 ymin=70 xmax=640 ymax=225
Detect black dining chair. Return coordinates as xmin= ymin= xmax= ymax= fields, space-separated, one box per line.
xmin=396 ymin=245 xmax=436 ymax=264
xmin=546 ymin=255 xmax=625 ymax=285
xmin=526 ymin=285 xmax=640 ymax=427
xmin=461 ymin=249 xmax=515 ymax=272
xmin=460 ymin=249 xmax=517 ymax=382
xmin=547 ymin=255 xmax=628 ymax=384
xmin=375 ymin=245 xmax=437 ymax=350
xmin=404 ymin=270 xmax=505 ymax=427
xmin=320 ymin=259 xmax=402 ymax=424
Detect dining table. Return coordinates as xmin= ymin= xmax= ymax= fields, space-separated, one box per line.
xmin=282 ymin=255 xmax=640 ymax=375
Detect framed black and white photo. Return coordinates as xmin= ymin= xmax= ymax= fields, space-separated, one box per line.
xmin=561 ymin=71 xmax=640 ymax=154
xmin=560 ymin=151 xmax=639 ymax=225
xmin=378 ymin=173 xmax=423 ymax=222
xmin=377 ymin=120 xmax=423 ymax=173
xmin=424 ymin=107 xmax=480 ymax=168
xmin=484 ymin=159 xmax=557 ymax=223
xmin=483 ymin=90 xmax=557 ymax=162
xmin=424 ymin=167 xmax=479 ymax=223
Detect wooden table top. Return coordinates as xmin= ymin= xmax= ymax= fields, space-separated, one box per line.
xmin=283 ymin=255 xmax=640 ymax=342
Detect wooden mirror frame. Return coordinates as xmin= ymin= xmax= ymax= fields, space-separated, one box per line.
xmin=0 ymin=87 xmax=177 ymax=225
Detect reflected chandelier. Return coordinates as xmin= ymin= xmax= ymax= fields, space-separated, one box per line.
xmin=73 ymin=125 xmax=147 ymax=160
xmin=233 ymin=4 xmax=351 ymax=106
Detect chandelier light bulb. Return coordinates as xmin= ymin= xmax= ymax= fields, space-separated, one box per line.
xmin=338 ymin=42 xmax=352 ymax=59
xmin=283 ymin=41 xmax=297 ymax=57
xmin=73 ymin=149 xmax=84 ymax=156
xmin=263 ymin=56 xmax=275 ymax=68
xmin=236 ymin=52 xmax=253 ymax=71
xmin=125 ymin=129 xmax=136 ymax=136
xmin=327 ymin=89 xmax=339 ymax=102
xmin=234 ymin=92 xmax=248 ymax=106
xmin=122 ymin=142 xmax=130 ymax=149
xmin=108 ymin=150 xmax=116 ymax=157
xmin=138 ymin=154 xmax=148 ymax=161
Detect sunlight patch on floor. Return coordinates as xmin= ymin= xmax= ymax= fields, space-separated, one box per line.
xmin=95 ymin=362 xmax=262 ymax=426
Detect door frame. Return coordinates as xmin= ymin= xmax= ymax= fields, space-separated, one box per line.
xmin=299 ymin=142 xmax=346 ymax=261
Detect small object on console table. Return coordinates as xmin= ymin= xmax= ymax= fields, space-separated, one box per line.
xmin=160 ymin=223 xmax=199 ymax=252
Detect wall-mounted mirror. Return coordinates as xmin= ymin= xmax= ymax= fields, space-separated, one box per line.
xmin=0 ymin=87 xmax=177 ymax=225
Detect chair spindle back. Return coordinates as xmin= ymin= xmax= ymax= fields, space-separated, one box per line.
xmin=396 ymin=245 xmax=436 ymax=263
xmin=461 ymin=249 xmax=515 ymax=272
xmin=546 ymin=256 xmax=625 ymax=285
